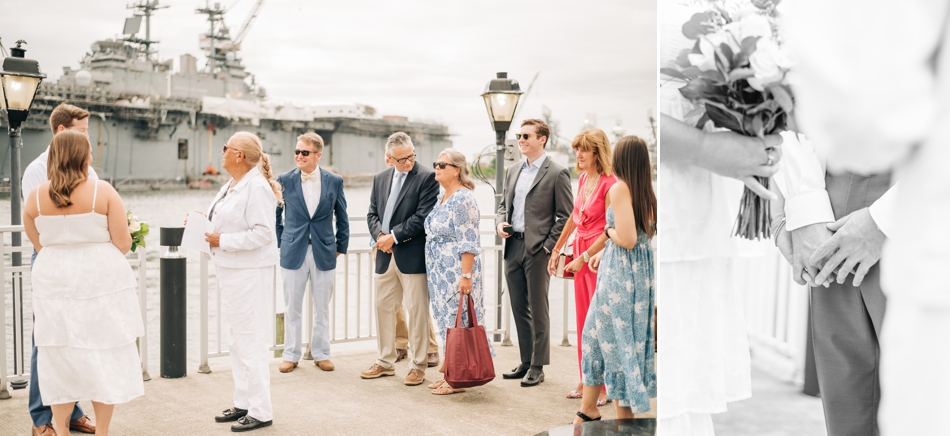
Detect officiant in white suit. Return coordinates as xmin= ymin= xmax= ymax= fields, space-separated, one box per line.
xmin=786 ymin=1 xmax=950 ymax=434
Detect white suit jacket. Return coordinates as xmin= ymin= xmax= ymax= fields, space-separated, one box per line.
xmin=207 ymin=166 xmax=279 ymax=269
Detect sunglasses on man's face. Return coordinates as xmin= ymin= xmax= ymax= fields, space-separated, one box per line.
xmin=432 ymin=162 xmax=459 ymax=170
xmin=516 ymin=133 xmax=536 ymax=140
xmin=294 ymin=149 xmax=313 ymax=157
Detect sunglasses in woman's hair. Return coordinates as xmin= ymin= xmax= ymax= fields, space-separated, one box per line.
xmin=294 ymin=149 xmax=313 ymax=156
xmin=433 ymin=162 xmax=459 ymax=170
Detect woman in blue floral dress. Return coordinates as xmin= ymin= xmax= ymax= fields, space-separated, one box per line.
xmin=573 ymin=135 xmax=656 ymax=423
xmin=424 ymin=148 xmax=495 ymax=395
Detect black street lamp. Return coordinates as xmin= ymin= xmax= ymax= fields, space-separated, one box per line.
xmin=481 ymin=72 xmax=522 ymax=342
xmin=0 ymin=40 xmax=45 ymax=392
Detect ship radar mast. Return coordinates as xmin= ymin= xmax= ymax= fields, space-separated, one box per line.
xmin=123 ymin=0 xmax=169 ymax=62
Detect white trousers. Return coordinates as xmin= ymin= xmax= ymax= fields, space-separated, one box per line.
xmin=879 ymin=298 xmax=950 ymax=435
xmin=216 ymin=265 xmax=273 ymax=422
xmin=281 ymin=249 xmax=335 ymax=362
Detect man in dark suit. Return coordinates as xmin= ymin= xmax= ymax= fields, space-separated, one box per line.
xmin=361 ymin=132 xmax=439 ymax=386
xmin=275 ymin=133 xmax=349 ymax=373
xmin=496 ymin=118 xmax=573 ymax=387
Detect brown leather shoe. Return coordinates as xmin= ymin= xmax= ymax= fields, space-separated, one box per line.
xmin=405 ymin=368 xmax=425 ymax=386
xmin=395 ymin=348 xmax=408 ymax=362
xmin=278 ymin=361 xmax=298 ymax=373
xmin=69 ymin=415 xmax=96 ymax=434
xmin=315 ymin=359 xmax=335 ymax=371
xmin=32 ymin=424 xmax=55 ymax=436
xmin=427 ymin=352 xmax=440 ymax=368
xmin=360 ymin=363 xmax=395 ymax=379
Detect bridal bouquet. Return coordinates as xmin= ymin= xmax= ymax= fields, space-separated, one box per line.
xmin=127 ymin=210 xmax=149 ymax=252
xmin=661 ymin=0 xmax=793 ymax=239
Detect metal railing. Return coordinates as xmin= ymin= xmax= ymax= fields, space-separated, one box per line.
xmin=197 ymin=216 xmax=575 ymax=372
xmin=0 ymin=225 xmax=149 ymax=400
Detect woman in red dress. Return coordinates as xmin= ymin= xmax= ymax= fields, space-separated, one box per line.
xmin=549 ymin=128 xmax=616 ymax=406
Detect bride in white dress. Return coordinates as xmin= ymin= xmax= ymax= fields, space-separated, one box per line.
xmin=658 ymin=2 xmax=784 ymax=434
xmin=23 ymin=130 xmax=144 ymax=436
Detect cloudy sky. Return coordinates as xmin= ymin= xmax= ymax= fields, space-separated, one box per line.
xmin=2 ymin=0 xmax=656 ymax=156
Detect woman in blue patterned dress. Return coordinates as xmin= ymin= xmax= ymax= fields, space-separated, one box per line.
xmin=573 ymin=135 xmax=656 ymax=423
xmin=424 ymin=148 xmax=495 ymax=395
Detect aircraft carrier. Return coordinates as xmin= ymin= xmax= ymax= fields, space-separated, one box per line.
xmin=0 ymin=0 xmax=452 ymax=189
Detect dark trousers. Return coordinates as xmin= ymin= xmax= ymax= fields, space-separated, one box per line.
xmin=504 ymin=237 xmax=551 ymax=366
xmin=810 ymin=172 xmax=889 ymax=436
xmin=29 ymin=249 xmax=84 ymax=426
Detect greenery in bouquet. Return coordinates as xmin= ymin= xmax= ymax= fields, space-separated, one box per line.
xmin=661 ymin=0 xmax=793 ymax=239
xmin=127 ymin=210 xmax=149 ymax=253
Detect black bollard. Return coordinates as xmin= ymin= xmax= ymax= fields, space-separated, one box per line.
xmin=160 ymin=227 xmax=187 ymax=378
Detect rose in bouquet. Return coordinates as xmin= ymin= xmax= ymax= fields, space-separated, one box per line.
xmin=661 ymin=0 xmax=793 ymax=239
xmin=127 ymin=210 xmax=149 ymax=252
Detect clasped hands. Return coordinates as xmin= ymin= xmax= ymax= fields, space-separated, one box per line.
xmin=375 ymin=233 xmax=395 ymax=253
xmin=777 ymin=207 xmax=885 ymax=288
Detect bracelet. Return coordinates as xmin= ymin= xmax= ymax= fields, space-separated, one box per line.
xmin=772 ymin=217 xmax=786 ymax=247
xmin=604 ymin=226 xmax=614 ymax=239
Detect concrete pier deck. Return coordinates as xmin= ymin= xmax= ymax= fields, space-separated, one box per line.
xmin=0 ymin=342 xmax=656 ymax=436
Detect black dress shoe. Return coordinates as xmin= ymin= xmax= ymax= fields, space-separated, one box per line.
xmin=231 ymin=415 xmax=273 ymax=432
xmin=502 ymin=363 xmax=530 ymax=379
xmin=521 ymin=367 xmax=545 ymax=387
xmin=215 ymin=407 xmax=248 ymax=423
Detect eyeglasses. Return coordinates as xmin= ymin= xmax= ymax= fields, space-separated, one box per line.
xmin=294 ymin=149 xmax=313 ymax=157
xmin=516 ymin=133 xmax=536 ymax=140
xmin=433 ymin=162 xmax=459 ymax=170
xmin=222 ymin=145 xmax=229 ymax=154
xmin=390 ymin=153 xmax=416 ymax=164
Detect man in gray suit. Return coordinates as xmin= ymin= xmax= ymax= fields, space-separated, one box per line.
xmin=775 ymin=137 xmax=892 ymax=435
xmin=496 ymin=118 xmax=573 ymax=387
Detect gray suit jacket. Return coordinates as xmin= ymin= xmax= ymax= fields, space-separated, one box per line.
xmin=495 ymin=156 xmax=573 ymax=256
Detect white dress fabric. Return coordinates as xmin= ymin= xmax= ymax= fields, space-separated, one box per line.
xmin=658 ymin=2 xmax=757 ymax=433
xmin=31 ymin=182 xmax=144 ymax=405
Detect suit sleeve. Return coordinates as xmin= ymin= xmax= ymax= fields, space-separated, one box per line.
xmin=495 ymin=165 xmax=509 ymax=226
xmin=545 ymin=167 xmax=574 ymax=252
xmin=275 ymin=175 xmax=285 ymax=247
xmin=367 ymin=174 xmax=382 ymax=239
xmin=392 ymin=172 xmax=438 ymax=242
xmin=334 ymin=178 xmax=350 ymax=253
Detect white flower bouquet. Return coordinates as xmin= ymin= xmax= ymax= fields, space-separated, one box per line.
xmin=127 ymin=210 xmax=149 ymax=252
xmin=661 ymin=0 xmax=794 ymax=239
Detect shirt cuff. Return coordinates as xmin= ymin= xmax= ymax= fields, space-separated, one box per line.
xmin=784 ymin=190 xmax=836 ymax=231
xmin=868 ymin=186 xmax=897 ymax=239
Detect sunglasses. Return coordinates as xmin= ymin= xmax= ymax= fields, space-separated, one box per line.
xmin=516 ymin=133 xmax=536 ymax=140
xmin=390 ymin=153 xmax=416 ymax=164
xmin=294 ymin=149 xmax=314 ymax=156
xmin=433 ymin=162 xmax=459 ymax=170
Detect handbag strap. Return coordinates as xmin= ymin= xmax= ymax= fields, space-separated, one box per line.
xmin=454 ymin=294 xmax=479 ymax=328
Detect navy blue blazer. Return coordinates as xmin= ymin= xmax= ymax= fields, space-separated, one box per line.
xmin=276 ymin=167 xmax=349 ymax=271
xmin=366 ymin=162 xmax=439 ymax=275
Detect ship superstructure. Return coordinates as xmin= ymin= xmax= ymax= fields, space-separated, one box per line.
xmin=1 ymin=0 xmax=451 ymax=189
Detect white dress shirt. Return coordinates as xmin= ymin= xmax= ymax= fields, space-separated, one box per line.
xmin=301 ymin=167 xmax=321 ymax=218
xmin=512 ymin=154 xmax=547 ymax=233
xmin=207 ymin=166 xmax=279 ymax=269
xmin=773 ymin=132 xmax=896 ymax=237
xmin=22 ymin=146 xmax=99 ymax=199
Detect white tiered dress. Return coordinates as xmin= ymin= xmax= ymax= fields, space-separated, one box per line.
xmin=31 ymin=181 xmax=145 ymax=405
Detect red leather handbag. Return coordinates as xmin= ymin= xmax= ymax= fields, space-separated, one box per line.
xmin=444 ymin=294 xmax=495 ymax=388
xmin=554 ymin=252 xmax=575 ymax=279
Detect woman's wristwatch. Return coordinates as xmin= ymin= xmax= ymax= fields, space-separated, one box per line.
xmin=461 ymin=272 xmax=472 ymax=280
xmin=581 ymin=251 xmax=590 ymax=263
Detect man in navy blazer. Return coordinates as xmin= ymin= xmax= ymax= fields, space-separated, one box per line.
xmin=360 ymin=132 xmax=439 ymax=386
xmin=275 ymin=133 xmax=349 ymax=373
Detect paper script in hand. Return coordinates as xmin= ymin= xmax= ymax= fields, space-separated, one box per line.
xmin=182 ymin=212 xmax=214 ymax=255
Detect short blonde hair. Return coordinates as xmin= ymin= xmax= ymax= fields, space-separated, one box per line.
xmin=297 ymin=132 xmax=324 ymax=153
xmin=438 ymin=148 xmax=475 ymax=190
xmin=49 ymin=103 xmax=89 ymax=135
xmin=571 ymin=128 xmax=613 ymax=175
xmin=228 ymin=132 xmax=283 ymax=205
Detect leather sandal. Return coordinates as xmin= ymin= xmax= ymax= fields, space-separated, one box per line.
xmin=573 ymin=411 xmax=602 ymax=424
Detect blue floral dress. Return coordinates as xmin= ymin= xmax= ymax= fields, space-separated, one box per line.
xmin=424 ymin=188 xmax=494 ymax=357
xmin=581 ymin=206 xmax=655 ymax=412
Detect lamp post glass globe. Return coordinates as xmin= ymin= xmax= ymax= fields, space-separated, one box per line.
xmin=480 ymin=72 xmax=523 ymax=132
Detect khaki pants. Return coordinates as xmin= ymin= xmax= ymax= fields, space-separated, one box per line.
xmin=375 ymin=256 xmax=430 ymax=371
xmin=394 ymin=303 xmax=439 ymax=354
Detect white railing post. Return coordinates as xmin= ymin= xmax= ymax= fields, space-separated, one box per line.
xmin=198 ymin=255 xmax=211 ymax=374
xmin=136 ymin=248 xmax=150 ymax=381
